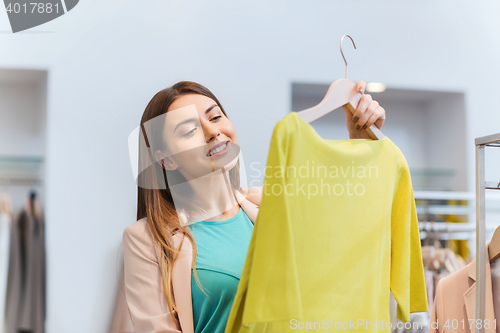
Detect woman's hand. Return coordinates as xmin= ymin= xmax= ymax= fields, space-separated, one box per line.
xmin=237 ymin=186 xmax=262 ymax=207
xmin=234 ymin=186 xmax=262 ymax=224
xmin=345 ymin=80 xmax=386 ymax=139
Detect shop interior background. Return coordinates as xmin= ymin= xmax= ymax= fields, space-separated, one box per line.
xmin=1 ymin=0 xmax=500 ymax=332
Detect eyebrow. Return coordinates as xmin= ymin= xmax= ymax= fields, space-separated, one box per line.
xmin=173 ymin=104 xmax=219 ymax=133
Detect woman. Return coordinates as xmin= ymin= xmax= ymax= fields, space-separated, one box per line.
xmin=122 ymin=80 xmax=386 ymax=333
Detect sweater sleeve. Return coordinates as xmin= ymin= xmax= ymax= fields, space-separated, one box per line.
xmin=226 ymin=119 xmax=303 ymax=330
xmin=390 ymin=153 xmax=428 ymax=323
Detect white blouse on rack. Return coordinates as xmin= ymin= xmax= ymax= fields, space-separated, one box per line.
xmin=0 ymin=212 xmax=11 ymax=333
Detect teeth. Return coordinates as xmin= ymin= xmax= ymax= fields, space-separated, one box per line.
xmin=209 ymin=142 xmax=227 ymax=156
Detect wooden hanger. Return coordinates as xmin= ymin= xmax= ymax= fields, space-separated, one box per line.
xmin=295 ymin=35 xmax=385 ymax=140
xmin=489 ymin=225 xmax=500 ymax=263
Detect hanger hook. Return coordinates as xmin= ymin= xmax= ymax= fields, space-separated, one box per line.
xmin=340 ymin=34 xmax=356 ymax=80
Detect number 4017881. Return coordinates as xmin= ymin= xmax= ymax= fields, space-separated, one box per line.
xmin=5 ymin=3 xmax=60 ymax=14
xmin=441 ymin=319 xmax=497 ymax=330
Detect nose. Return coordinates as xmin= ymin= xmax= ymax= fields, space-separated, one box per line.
xmin=203 ymin=121 xmax=220 ymax=143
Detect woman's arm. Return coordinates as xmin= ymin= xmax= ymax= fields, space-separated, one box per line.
xmin=122 ymin=222 xmax=183 ymax=333
xmin=345 ymin=80 xmax=386 ymax=139
xmin=242 ymin=186 xmax=262 ymax=207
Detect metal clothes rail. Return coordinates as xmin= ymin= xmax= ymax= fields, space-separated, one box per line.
xmin=419 ymin=221 xmax=496 ymax=232
xmin=475 ymin=132 xmax=500 ymax=333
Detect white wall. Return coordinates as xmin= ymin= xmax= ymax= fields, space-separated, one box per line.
xmin=1 ymin=0 xmax=499 ymax=332
xmin=0 ymin=79 xmax=46 ymax=156
xmin=0 ymin=70 xmax=47 ymax=212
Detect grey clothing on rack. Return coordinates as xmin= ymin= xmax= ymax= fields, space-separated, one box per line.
xmin=5 ymin=199 xmax=46 ymax=333
xmin=5 ymin=209 xmax=23 ymax=333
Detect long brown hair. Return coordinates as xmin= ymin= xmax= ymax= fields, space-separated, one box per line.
xmin=136 ymin=81 xmax=241 ymax=327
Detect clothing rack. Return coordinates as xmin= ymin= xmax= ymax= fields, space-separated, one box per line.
xmin=0 ymin=176 xmax=41 ymax=186
xmin=0 ymin=155 xmax=43 ymax=189
xmin=475 ymin=132 xmax=500 ymax=333
xmin=485 ymin=181 xmax=500 ymax=190
xmin=419 ymin=221 xmax=496 ymax=232
xmin=419 ymin=221 xmax=497 ymax=241
xmin=0 ymin=155 xmax=44 ymax=225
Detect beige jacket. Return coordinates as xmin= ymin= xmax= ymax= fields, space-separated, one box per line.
xmin=430 ymin=243 xmax=495 ymax=333
xmin=122 ymin=193 xmax=259 ymax=333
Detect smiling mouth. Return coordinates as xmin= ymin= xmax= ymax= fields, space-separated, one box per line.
xmin=206 ymin=141 xmax=229 ymax=157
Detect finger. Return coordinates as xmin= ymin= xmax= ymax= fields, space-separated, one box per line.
xmin=362 ymin=99 xmax=385 ymax=128
xmin=356 ymin=80 xmax=366 ymax=94
xmin=357 ymin=101 xmax=379 ymax=129
xmin=363 ymin=107 xmax=384 ymax=130
xmin=344 ymin=107 xmax=354 ymax=122
xmin=352 ymin=94 xmax=372 ymax=127
xmin=374 ymin=108 xmax=386 ymax=129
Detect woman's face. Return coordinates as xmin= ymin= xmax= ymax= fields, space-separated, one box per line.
xmin=155 ymin=93 xmax=239 ymax=180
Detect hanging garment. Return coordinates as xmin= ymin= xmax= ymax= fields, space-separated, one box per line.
xmin=421 ymin=245 xmax=465 ymax=320
xmin=391 ymin=292 xmax=430 ymax=333
xmin=225 ymin=112 xmax=428 ymax=333
xmin=0 ymin=212 xmax=11 ymax=333
xmin=188 ymin=206 xmax=254 ymax=333
xmin=490 ymin=256 xmax=500 ymax=333
xmin=425 ymin=269 xmax=435 ymax=316
xmin=430 ymin=242 xmax=496 ymax=333
xmin=5 ymin=196 xmax=46 ymax=333
xmin=445 ymin=199 xmax=470 ymax=260
xmin=5 ymin=209 xmax=22 ymax=333
xmin=393 ymin=313 xmax=430 ymax=333
xmin=432 ymin=271 xmax=451 ymax=300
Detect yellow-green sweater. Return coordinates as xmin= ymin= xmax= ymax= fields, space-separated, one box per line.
xmin=225 ymin=112 xmax=428 ymax=332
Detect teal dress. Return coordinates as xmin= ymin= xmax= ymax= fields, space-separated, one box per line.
xmin=188 ymin=207 xmax=254 ymax=333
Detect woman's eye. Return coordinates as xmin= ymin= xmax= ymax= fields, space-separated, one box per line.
xmin=211 ymin=116 xmax=222 ymax=121
xmin=183 ymin=128 xmax=196 ymax=137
